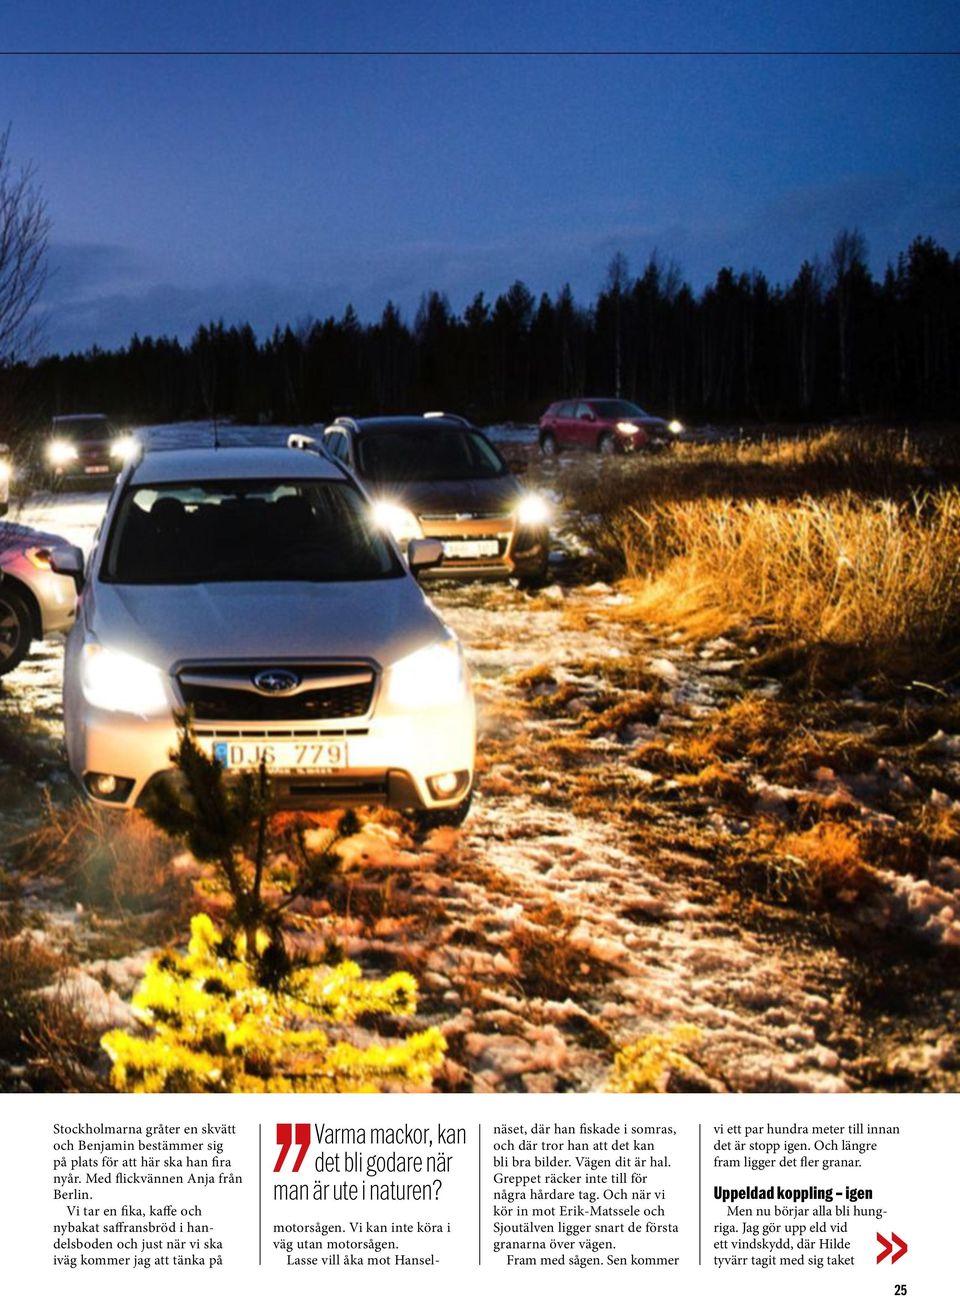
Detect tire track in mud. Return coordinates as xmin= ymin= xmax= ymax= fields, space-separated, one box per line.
xmin=334 ymin=581 xmax=861 ymax=1094
xmin=2 ymin=493 xmax=955 ymax=1092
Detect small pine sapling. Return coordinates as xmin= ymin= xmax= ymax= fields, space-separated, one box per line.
xmin=140 ymin=716 xmax=357 ymax=963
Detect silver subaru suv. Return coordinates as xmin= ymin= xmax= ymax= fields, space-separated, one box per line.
xmin=55 ymin=444 xmax=475 ymax=820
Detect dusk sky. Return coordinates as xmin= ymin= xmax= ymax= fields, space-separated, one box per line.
xmin=3 ymin=3 xmax=958 ymax=355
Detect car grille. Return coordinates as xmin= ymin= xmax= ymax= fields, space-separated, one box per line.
xmin=418 ymin=512 xmax=506 ymax=521
xmin=76 ymin=440 xmax=111 ymax=462
xmin=177 ymin=663 xmax=376 ymax=722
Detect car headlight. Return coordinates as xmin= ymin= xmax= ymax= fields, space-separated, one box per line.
xmin=0 ymin=458 xmax=11 ymax=484
xmin=371 ymin=500 xmax=424 ymax=547
xmin=81 ymin=643 xmax=169 ymax=716
xmin=387 ymin=639 xmax=466 ymax=708
xmin=111 ymin=435 xmax=138 ymax=462
xmin=616 ymin=421 xmax=639 ymax=434
xmin=47 ymin=439 xmax=78 ymax=467
xmin=516 ymin=493 xmax=550 ymax=527
xmin=668 ymin=420 xmax=684 ymax=435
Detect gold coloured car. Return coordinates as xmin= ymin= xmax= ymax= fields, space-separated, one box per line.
xmin=314 ymin=414 xmax=550 ymax=585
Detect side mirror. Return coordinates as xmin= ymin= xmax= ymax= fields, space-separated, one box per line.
xmin=407 ymin=538 xmax=443 ymax=575
xmin=49 ymin=544 xmax=86 ymax=590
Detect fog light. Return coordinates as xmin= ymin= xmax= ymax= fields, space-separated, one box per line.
xmin=84 ymin=772 xmax=135 ymax=803
xmin=427 ymin=770 xmax=469 ymax=799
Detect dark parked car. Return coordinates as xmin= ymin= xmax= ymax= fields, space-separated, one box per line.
xmin=297 ymin=413 xmax=550 ymax=584
xmin=538 ymin=398 xmax=683 ymax=457
xmin=44 ymin=413 xmax=137 ymax=483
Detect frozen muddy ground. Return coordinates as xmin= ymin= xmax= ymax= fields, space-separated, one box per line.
xmin=2 ymin=470 xmax=959 ymax=1093
xmin=341 ymin=582 xmax=934 ymax=1094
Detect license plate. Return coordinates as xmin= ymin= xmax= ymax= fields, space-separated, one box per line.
xmin=211 ymin=740 xmax=348 ymax=771
xmin=84 ymin=464 xmax=111 ymax=474
xmin=442 ymin=539 xmax=499 ymax=559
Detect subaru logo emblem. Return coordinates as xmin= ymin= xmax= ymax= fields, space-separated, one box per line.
xmin=253 ymin=668 xmax=300 ymax=694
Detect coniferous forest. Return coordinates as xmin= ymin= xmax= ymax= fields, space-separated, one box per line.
xmin=20 ymin=232 xmax=960 ymax=430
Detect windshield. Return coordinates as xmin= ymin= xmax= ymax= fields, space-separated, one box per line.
xmin=356 ymin=425 xmax=509 ymax=483
xmin=588 ymin=400 xmax=649 ymax=419
xmin=102 ymin=479 xmax=402 ymax=584
xmin=51 ymin=417 xmax=111 ymax=439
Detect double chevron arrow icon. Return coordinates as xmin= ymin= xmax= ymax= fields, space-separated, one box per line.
xmin=876 ymin=1232 xmax=908 ymax=1264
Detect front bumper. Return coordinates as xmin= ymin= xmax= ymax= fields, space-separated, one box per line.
xmin=54 ymin=463 xmax=115 ymax=481
xmin=419 ymin=516 xmax=549 ymax=579
xmin=47 ymin=439 xmax=119 ymax=482
xmin=70 ymin=696 xmax=476 ymax=813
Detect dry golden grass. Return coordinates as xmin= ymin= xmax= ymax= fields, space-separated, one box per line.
xmin=732 ymin=817 xmax=880 ymax=910
xmin=0 ymin=927 xmax=105 ymax=1089
xmin=619 ymin=490 xmax=960 ymax=674
xmin=543 ymin=735 xmax=603 ymax=768
xmin=618 ymin=679 xmax=960 ymax=917
xmin=507 ymin=664 xmax=558 ymax=690
xmin=530 ymin=682 xmax=590 ymax=716
xmin=566 ymin=426 xmax=960 ymax=679
xmin=675 ymin=761 xmax=756 ymax=811
xmin=16 ymin=798 xmax=186 ymax=915
xmin=917 ymin=804 xmax=960 ymax=855
xmin=578 ymin=691 xmax=662 ymax=737
xmin=509 ymin=902 xmax=609 ymax=1002
xmin=572 ymin=426 xmax=958 ymax=571
xmin=779 ymin=822 xmax=875 ymax=900
xmin=666 ymin=697 xmax=884 ymax=783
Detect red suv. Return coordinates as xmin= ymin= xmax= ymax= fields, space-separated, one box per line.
xmin=538 ymin=399 xmax=681 ymax=456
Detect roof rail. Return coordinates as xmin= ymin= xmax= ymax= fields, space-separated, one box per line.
xmin=288 ymin=431 xmax=326 ymax=455
xmin=423 ymin=411 xmax=472 ymax=427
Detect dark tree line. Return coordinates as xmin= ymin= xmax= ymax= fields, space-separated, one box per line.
xmin=19 ymin=231 xmax=960 ymax=432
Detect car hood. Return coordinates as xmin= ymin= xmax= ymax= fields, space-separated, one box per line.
xmin=88 ymin=577 xmax=449 ymax=670
xmin=368 ymin=475 xmax=520 ymax=517
xmin=0 ymin=522 xmax=70 ymax=557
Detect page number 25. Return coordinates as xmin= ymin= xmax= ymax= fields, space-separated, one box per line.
xmin=894 ymin=1286 xmax=907 ymax=1295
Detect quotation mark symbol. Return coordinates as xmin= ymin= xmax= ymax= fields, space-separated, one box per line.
xmin=274 ymin=1123 xmax=311 ymax=1172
